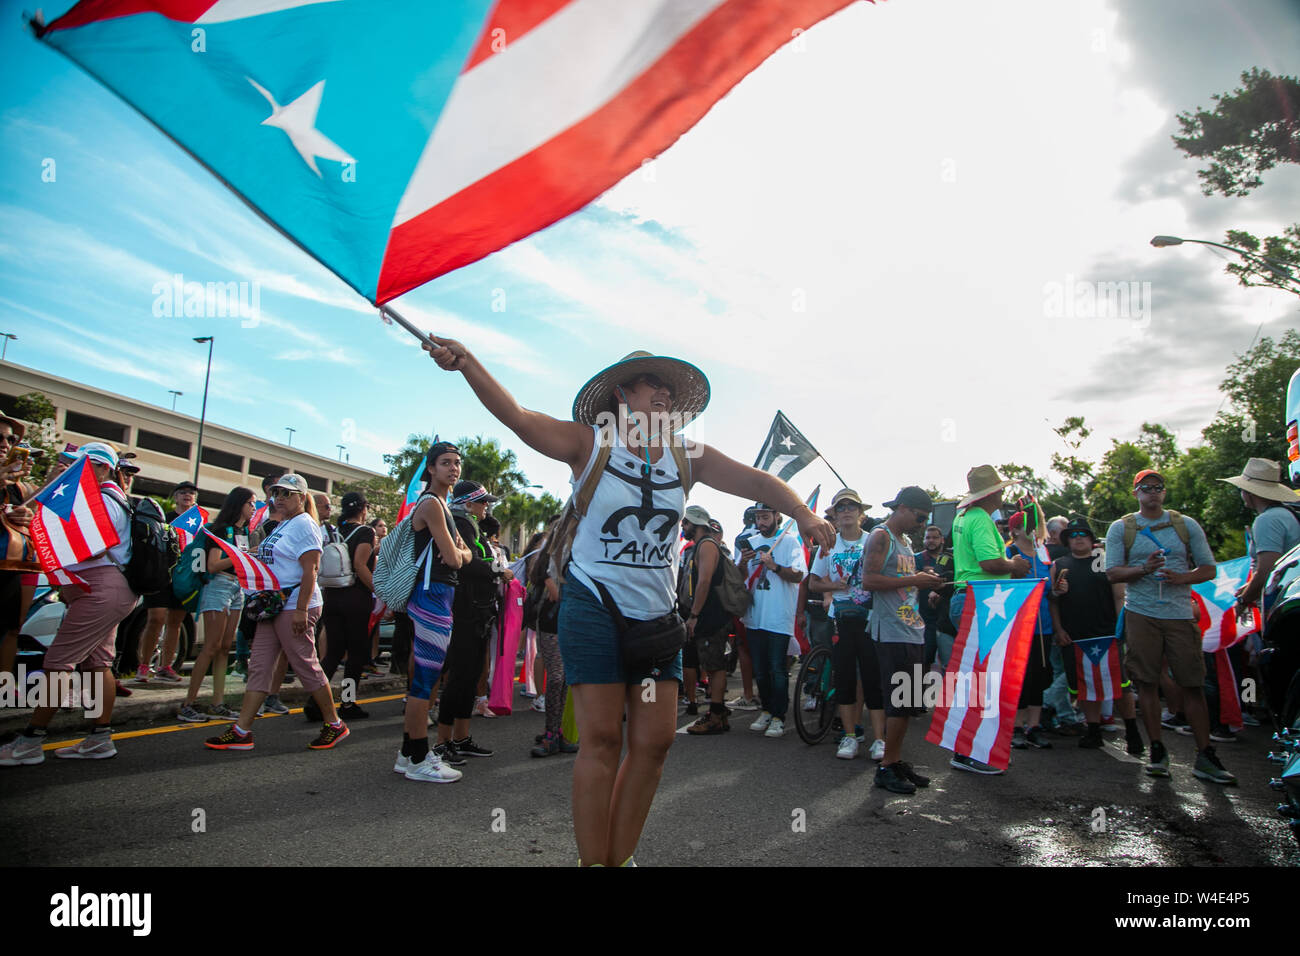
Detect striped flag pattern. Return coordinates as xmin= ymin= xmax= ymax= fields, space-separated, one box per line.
xmin=1074 ymin=634 xmax=1124 ymax=702
xmin=203 ymin=529 xmax=279 ymax=591
xmin=927 ymin=579 xmax=1046 ymax=771
xmin=1191 ymin=556 xmax=1261 ymax=731
xmin=249 ymin=502 xmax=270 ymax=532
xmin=29 ymin=457 xmax=121 ymax=574
xmin=22 ymin=567 xmax=93 ymax=592
xmin=170 ymin=504 xmax=211 ymax=548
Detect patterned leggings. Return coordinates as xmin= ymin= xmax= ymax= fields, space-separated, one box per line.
xmin=537 ymin=630 xmax=566 ymax=735
xmin=407 ymin=581 xmax=454 ymax=701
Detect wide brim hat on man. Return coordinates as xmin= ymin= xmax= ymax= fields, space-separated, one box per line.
xmin=831 ymin=488 xmax=870 ymax=510
xmin=683 ymin=504 xmax=712 ymax=526
xmin=957 ymin=465 xmax=1017 ymax=510
xmin=571 ymin=351 xmax=710 ymax=429
xmin=1219 ymin=458 xmax=1300 ymax=502
xmin=0 ymin=408 xmax=26 ymax=441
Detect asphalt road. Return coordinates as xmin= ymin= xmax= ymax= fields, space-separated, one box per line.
xmin=2 ymin=693 xmax=1297 ymax=867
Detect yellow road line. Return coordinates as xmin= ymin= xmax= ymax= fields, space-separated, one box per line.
xmin=38 ymin=693 xmax=407 ymax=751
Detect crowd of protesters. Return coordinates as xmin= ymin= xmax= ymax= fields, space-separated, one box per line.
xmin=0 ymin=344 xmax=1296 ymax=865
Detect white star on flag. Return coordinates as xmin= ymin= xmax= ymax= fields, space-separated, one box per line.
xmin=1213 ymin=569 xmax=1239 ymax=600
xmin=51 ymin=483 xmax=68 ymax=498
xmin=983 ymin=583 xmax=1012 ymax=624
xmin=779 ymin=435 xmax=795 ymax=451
xmin=186 ymin=516 xmax=198 ymax=527
xmin=247 ymin=77 xmax=354 ymax=177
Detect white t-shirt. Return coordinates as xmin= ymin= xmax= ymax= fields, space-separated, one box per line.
xmin=741 ymin=529 xmax=807 ymax=636
xmin=809 ymin=530 xmax=869 ymax=620
xmin=255 ymin=512 xmax=324 ymax=609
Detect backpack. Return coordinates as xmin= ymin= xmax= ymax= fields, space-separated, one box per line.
xmin=682 ymin=536 xmax=751 ymax=618
xmin=548 ymin=427 xmax=694 ymax=580
xmin=372 ymin=493 xmax=437 ymax=612
xmin=171 ymin=531 xmax=210 ymax=608
xmin=1121 ymin=510 xmax=1189 ymax=562
xmin=320 ymin=525 xmax=365 ymax=589
xmin=104 ymin=490 xmax=179 ymax=596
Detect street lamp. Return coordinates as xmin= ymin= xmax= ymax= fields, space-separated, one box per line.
xmin=1150 ymin=234 xmax=1298 ymax=291
xmin=286 ymin=426 xmax=296 ymax=447
xmin=337 ymin=444 xmax=346 ymax=461
xmin=168 ymin=390 xmax=183 ymax=411
xmin=193 ymin=336 xmax=213 ymax=485
xmin=0 ymin=333 xmax=15 ymax=361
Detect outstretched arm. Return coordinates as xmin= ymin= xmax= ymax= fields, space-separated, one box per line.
xmin=690 ymin=443 xmax=835 ymax=550
xmin=424 ymin=335 xmax=592 ymax=474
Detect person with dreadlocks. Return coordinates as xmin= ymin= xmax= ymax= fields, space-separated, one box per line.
xmin=1004 ymin=499 xmax=1055 ymax=751
xmin=431 ymin=479 xmax=502 ymax=767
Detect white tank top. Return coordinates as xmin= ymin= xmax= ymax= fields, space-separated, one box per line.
xmin=568 ymin=425 xmax=686 ymax=620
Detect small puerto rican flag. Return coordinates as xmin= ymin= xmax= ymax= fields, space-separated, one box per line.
xmin=1074 ymin=632 xmax=1124 ymax=702
xmin=171 ymin=504 xmax=211 ymax=548
xmin=203 ymin=529 xmax=279 ymax=591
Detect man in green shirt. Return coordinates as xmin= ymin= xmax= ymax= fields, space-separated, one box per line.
xmin=946 ymin=465 xmax=1030 ymax=775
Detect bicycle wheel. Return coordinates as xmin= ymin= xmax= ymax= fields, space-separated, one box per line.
xmin=793 ymin=644 xmax=836 ymax=744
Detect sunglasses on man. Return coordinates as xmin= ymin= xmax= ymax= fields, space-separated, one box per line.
xmin=1136 ymin=483 xmax=1165 ymax=493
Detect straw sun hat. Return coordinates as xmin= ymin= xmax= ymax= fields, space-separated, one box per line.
xmin=571 ymin=351 xmax=710 ymax=428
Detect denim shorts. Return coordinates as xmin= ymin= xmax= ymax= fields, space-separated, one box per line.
xmin=557 ymin=572 xmax=683 ymax=686
xmin=198 ymin=573 xmax=245 ymax=615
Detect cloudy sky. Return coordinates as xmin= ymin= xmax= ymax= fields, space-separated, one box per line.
xmin=2 ymin=0 xmax=1297 ymax=532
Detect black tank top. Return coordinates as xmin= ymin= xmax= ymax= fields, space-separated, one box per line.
xmin=413 ymin=497 xmax=459 ymax=587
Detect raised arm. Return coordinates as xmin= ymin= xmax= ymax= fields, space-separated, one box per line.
xmin=424 ymin=336 xmax=592 ymax=474
xmin=690 ymin=443 xmax=835 ymax=550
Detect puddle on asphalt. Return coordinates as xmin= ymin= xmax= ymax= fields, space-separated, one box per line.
xmin=1002 ymin=802 xmax=1220 ymax=866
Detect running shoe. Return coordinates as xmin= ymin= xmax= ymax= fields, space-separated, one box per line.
xmin=452 ymin=736 xmax=494 ymax=757
xmin=1025 ymin=726 xmax=1053 ymax=749
xmin=205 ymin=726 xmax=254 ymax=751
xmin=950 ymin=754 xmax=1004 ymax=775
xmin=869 ymin=739 xmax=885 ymax=761
xmin=836 ymin=735 xmax=859 ymax=759
xmin=1208 ymin=725 xmax=1236 ymax=743
xmin=726 ymin=696 xmax=760 ymax=711
xmin=1145 ymin=739 xmax=1170 ymax=777
xmin=1192 ymin=746 xmax=1236 ymax=785
xmin=1011 ymin=726 xmax=1028 ymax=749
xmin=433 ymin=741 xmax=467 ymax=767
xmin=1240 ymin=711 xmax=1261 ymax=728
xmin=1160 ymin=712 xmax=1189 ymax=733
xmin=749 ymin=712 xmax=773 ymax=732
xmin=207 ymin=703 xmax=240 ymax=721
xmin=394 ymin=752 xmax=411 ymax=774
xmin=55 ymin=733 xmax=117 ymax=760
xmin=133 ymin=666 xmax=152 ymax=683
xmin=896 ymin=760 xmax=930 ymax=788
xmin=0 ymin=735 xmax=44 ymax=766
xmin=875 ymin=763 xmax=917 ymax=794
xmin=177 ymin=703 xmax=210 ymax=723
xmin=531 ymin=696 xmax=546 ymax=714
xmin=339 ymin=702 xmax=370 ymax=720
xmin=258 ymin=695 xmax=290 ymax=716
xmin=309 ymin=722 xmax=350 ymax=750
xmin=764 ymin=717 xmax=785 ymax=738
xmin=405 ymin=752 xmax=462 ymax=783
xmin=114 ymin=679 xmax=132 ymax=698
xmin=531 ymin=731 xmax=563 ymax=756
xmin=153 ymin=666 xmax=182 ymax=684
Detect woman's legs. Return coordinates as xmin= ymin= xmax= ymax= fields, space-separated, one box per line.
xmin=606 ymin=680 xmax=677 ymax=866
xmin=537 ymin=631 xmax=566 ymax=735
xmin=183 ymin=610 xmax=224 ymax=705
xmin=210 ymin=610 xmax=239 ymax=706
xmin=570 ymin=682 xmax=628 ymax=865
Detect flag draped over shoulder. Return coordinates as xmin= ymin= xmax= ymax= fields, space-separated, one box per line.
xmin=170 ymin=505 xmax=211 ymax=548
xmin=1191 ymin=556 xmax=1261 ymax=730
xmin=29 ymin=457 xmax=120 ymax=574
xmin=927 ymin=579 xmax=1046 ymax=771
xmin=36 ymin=0 xmax=858 ymax=304
xmin=754 ymin=411 xmax=820 ymax=482
xmin=204 ymin=529 xmax=279 ymax=591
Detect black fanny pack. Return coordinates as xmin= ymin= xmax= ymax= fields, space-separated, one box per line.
xmin=593 ymin=580 xmax=684 ymax=675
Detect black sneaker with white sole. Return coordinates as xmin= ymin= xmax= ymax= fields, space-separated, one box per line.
xmin=452 ymin=736 xmax=494 ymax=757
xmin=433 ymin=741 xmax=467 ymax=766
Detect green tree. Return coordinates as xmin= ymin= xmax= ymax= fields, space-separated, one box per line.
xmin=1173 ymin=68 xmax=1300 ymax=198
xmin=383 ymin=433 xmax=434 ymax=488
xmin=456 ymin=435 xmax=527 ymax=498
xmin=335 ymin=475 xmax=403 ymax=524
xmin=1134 ymin=422 xmax=1180 ymax=471
xmin=1220 ymin=225 xmax=1300 ymax=296
xmin=1085 ymin=442 xmax=1153 ymax=527
xmin=11 ymin=391 xmax=60 ymax=485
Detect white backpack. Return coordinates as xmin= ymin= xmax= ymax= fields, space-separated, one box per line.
xmin=319 ymin=525 xmax=365 ymax=589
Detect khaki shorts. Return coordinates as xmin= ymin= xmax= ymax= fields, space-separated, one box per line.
xmin=1123 ymin=610 xmax=1205 ymax=688
xmin=695 ymin=626 xmax=729 ymax=673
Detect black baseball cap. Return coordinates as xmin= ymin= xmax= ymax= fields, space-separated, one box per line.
xmin=173 ymin=480 xmax=199 ymax=493
xmin=883 ymin=486 xmax=932 ymax=512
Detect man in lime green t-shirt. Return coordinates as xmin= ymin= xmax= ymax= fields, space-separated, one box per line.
xmin=944 ymin=465 xmax=1031 ymax=776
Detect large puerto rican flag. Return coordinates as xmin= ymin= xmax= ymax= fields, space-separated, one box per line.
xmin=1191 ymin=555 xmax=1261 ymax=730
xmin=171 ymin=504 xmax=211 ymax=548
xmin=203 ymin=529 xmax=279 ymax=591
xmin=927 ymin=579 xmax=1046 ymax=771
xmin=29 ymin=456 xmax=121 ymax=574
xmin=34 ymin=0 xmax=858 ymax=304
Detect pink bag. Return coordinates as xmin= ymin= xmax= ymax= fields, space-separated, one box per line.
xmin=489 ymin=577 xmax=527 ymax=715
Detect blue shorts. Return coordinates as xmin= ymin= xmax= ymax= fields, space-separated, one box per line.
xmin=558 ymin=572 xmax=682 ymax=686
xmin=198 ymin=574 xmax=245 ymax=615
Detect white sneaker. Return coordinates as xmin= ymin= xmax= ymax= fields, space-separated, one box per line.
xmin=802 ymin=696 xmax=819 ymax=711
xmin=404 ymin=753 xmax=462 ymax=783
xmin=749 ymin=712 xmax=773 ymax=732
xmin=727 ymin=696 xmax=760 ymax=711
xmin=531 ymin=696 xmax=546 ymax=713
xmin=764 ymin=717 xmax=785 ymax=738
xmin=0 ymin=735 xmax=45 ymax=766
xmin=394 ymin=753 xmax=411 ymax=774
xmin=836 ymin=735 xmax=859 ymax=759
xmin=55 ymin=734 xmax=117 ymax=760
xmin=869 ymin=738 xmax=885 ymax=761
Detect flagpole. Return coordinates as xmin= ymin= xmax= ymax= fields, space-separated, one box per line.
xmin=378 ymin=305 xmax=438 ymax=349
xmin=768 ymin=410 xmax=851 ymax=492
